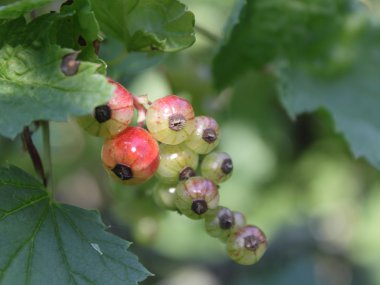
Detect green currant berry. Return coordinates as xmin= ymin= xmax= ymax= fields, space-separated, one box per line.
xmin=156 ymin=144 xmax=198 ymax=184
xmin=146 ymin=95 xmax=195 ymax=145
xmin=175 ymin=176 xmax=219 ymax=219
xmin=152 ymin=182 xmax=177 ymax=211
xmin=101 ymin=127 xmax=160 ymax=185
xmin=227 ymin=225 xmax=268 ymax=265
xmin=232 ymin=211 xmax=246 ymax=229
xmin=205 ymin=206 xmax=235 ymax=241
xmin=186 ymin=116 xmax=220 ymax=154
xmin=77 ymin=79 xmax=134 ymax=138
xmin=201 ymin=152 xmax=233 ymax=184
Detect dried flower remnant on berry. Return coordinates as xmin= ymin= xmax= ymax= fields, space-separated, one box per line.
xmin=94 ymin=105 xmax=112 ymax=123
xmin=112 ymin=164 xmax=133 ymax=180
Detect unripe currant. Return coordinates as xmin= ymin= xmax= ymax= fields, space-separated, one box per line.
xmin=152 ymin=182 xmax=177 ymax=211
xmin=77 ymin=79 xmax=134 ymax=138
xmin=156 ymin=144 xmax=198 ymax=184
xmin=201 ymin=152 xmax=233 ymax=184
xmin=175 ymin=176 xmax=219 ymax=219
xmin=146 ymin=95 xmax=195 ymax=145
xmin=186 ymin=116 xmax=220 ymax=154
xmin=101 ymin=127 xmax=160 ymax=185
xmin=205 ymin=206 xmax=235 ymax=241
xmin=227 ymin=225 xmax=268 ymax=265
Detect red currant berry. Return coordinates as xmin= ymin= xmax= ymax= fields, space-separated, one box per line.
xmin=156 ymin=144 xmax=198 ymax=184
xmin=175 ymin=176 xmax=219 ymax=219
xmin=77 ymin=79 xmax=134 ymax=138
xmin=146 ymin=95 xmax=195 ymax=145
xmin=101 ymin=127 xmax=160 ymax=185
xmin=185 ymin=116 xmax=220 ymax=154
xmin=201 ymin=152 xmax=233 ymax=184
xmin=227 ymin=225 xmax=268 ymax=265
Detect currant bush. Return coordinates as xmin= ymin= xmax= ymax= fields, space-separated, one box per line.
xmin=186 ymin=116 xmax=220 ymax=154
xmin=227 ymin=225 xmax=268 ymax=265
xmin=146 ymin=95 xmax=195 ymax=145
xmin=101 ymin=126 xmax=160 ymax=185
xmin=175 ymin=176 xmax=219 ymax=219
xmin=156 ymin=144 xmax=198 ymax=183
xmin=77 ymin=79 xmax=134 ymax=138
xmin=201 ymin=151 xmax=233 ymax=184
xmin=152 ymin=182 xmax=177 ymax=211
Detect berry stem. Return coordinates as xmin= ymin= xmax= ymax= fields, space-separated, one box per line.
xmin=42 ymin=121 xmax=54 ymax=198
xmin=22 ymin=126 xmax=47 ymax=186
xmin=133 ymin=95 xmax=151 ymax=128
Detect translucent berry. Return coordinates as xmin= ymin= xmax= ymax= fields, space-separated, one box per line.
xmin=146 ymin=95 xmax=195 ymax=145
xmin=205 ymin=206 xmax=235 ymax=241
xmin=77 ymin=79 xmax=134 ymax=138
xmin=185 ymin=116 xmax=220 ymax=154
xmin=201 ymin=152 xmax=233 ymax=184
xmin=152 ymin=182 xmax=177 ymax=211
xmin=227 ymin=225 xmax=268 ymax=265
xmin=175 ymin=176 xmax=219 ymax=219
xmin=101 ymin=127 xmax=160 ymax=185
xmin=156 ymin=144 xmax=198 ymax=184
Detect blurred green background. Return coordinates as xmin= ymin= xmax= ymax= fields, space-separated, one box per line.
xmin=1 ymin=0 xmax=380 ymax=284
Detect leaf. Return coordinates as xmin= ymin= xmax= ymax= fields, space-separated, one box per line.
xmin=0 ymin=165 xmax=151 ymax=285
xmin=90 ymin=0 xmax=195 ymax=52
xmin=0 ymin=44 xmax=114 ymax=139
xmin=212 ymin=0 xmax=354 ymax=89
xmin=0 ymin=0 xmax=54 ymax=19
xmin=278 ymin=27 xmax=380 ymax=169
xmin=0 ymin=0 xmax=102 ymax=65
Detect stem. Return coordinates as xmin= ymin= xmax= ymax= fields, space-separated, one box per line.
xmin=22 ymin=126 xmax=46 ymax=186
xmin=42 ymin=121 xmax=54 ymax=197
xmin=195 ymin=25 xmax=220 ymax=43
xmin=133 ymin=95 xmax=151 ymax=128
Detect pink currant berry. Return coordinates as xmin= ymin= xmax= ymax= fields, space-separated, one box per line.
xmin=101 ymin=126 xmax=160 ymax=185
xmin=156 ymin=144 xmax=198 ymax=184
xmin=201 ymin=152 xmax=233 ymax=184
xmin=175 ymin=176 xmax=219 ymax=219
xmin=146 ymin=95 xmax=195 ymax=145
xmin=185 ymin=116 xmax=220 ymax=154
xmin=227 ymin=225 xmax=268 ymax=265
xmin=77 ymin=79 xmax=134 ymax=138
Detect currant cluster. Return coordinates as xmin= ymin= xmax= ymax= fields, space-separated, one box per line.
xmin=77 ymin=79 xmax=268 ymax=265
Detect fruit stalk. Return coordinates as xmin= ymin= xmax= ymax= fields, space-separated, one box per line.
xmin=133 ymin=95 xmax=150 ymax=128
xmin=42 ymin=121 xmax=54 ymax=198
xmin=22 ymin=125 xmax=46 ymax=186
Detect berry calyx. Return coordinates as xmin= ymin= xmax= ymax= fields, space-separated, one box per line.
xmin=227 ymin=225 xmax=268 ymax=265
xmin=156 ymin=144 xmax=198 ymax=184
xmin=186 ymin=116 xmax=220 ymax=154
xmin=175 ymin=176 xmax=219 ymax=219
xmin=201 ymin=152 xmax=233 ymax=184
xmin=146 ymin=95 xmax=195 ymax=145
xmin=77 ymin=79 xmax=134 ymax=138
xmin=101 ymin=127 xmax=160 ymax=185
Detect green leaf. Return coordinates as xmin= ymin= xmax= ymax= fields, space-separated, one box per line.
xmin=0 ymin=165 xmax=151 ymax=285
xmin=0 ymin=44 xmax=114 ymax=139
xmin=279 ymin=28 xmax=380 ymax=169
xmin=0 ymin=0 xmax=54 ymax=19
xmin=212 ymin=0 xmax=354 ymax=89
xmin=90 ymin=0 xmax=195 ymax=52
xmin=0 ymin=0 xmax=102 ymax=65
